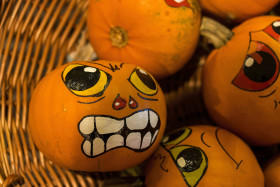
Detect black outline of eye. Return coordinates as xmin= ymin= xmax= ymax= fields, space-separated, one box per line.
xmin=166 ymin=145 xmax=208 ymax=187
xmin=128 ymin=67 xmax=158 ymax=96
xmin=232 ymin=40 xmax=279 ymax=91
xmin=62 ymin=64 xmax=112 ymax=97
xmin=263 ymin=20 xmax=280 ymax=42
xmin=162 ymin=127 xmax=192 ymax=148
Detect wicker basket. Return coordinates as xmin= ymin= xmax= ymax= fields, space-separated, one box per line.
xmin=1 ymin=0 xmax=277 ymax=186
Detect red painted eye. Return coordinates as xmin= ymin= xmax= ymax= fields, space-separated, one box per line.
xmin=232 ymin=42 xmax=279 ymax=91
xmin=165 ymin=0 xmax=191 ymax=8
xmin=263 ymin=20 xmax=280 ymax=42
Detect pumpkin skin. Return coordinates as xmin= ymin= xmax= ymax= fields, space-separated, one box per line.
xmin=28 ymin=60 xmax=167 ymax=171
xmin=263 ymin=154 xmax=280 ymax=187
xmin=145 ymin=125 xmax=264 ymax=187
xmin=87 ymin=0 xmax=201 ymax=79
xmin=202 ymin=16 xmax=280 ymax=146
xmin=199 ymin=0 xmax=279 ymax=22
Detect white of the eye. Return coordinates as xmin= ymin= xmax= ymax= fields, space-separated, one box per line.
xmin=177 ymin=157 xmax=186 ymax=168
xmin=245 ymin=57 xmax=254 ymax=67
xmin=84 ymin=67 xmax=97 ymax=73
xmin=174 ymin=0 xmax=185 ymax=3
xmin=273 ymin=21 xmax=280 ymax=27
xmin=139 ymin=69 xmax=148 ymax=75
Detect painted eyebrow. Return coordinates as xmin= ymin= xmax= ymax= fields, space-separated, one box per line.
xmin=87 ymin=62 xmax=124 ymax=72
xmin=215 ymin=128 xmax=243 ymax=170
xmin=201 ymin=132 xmax=211 ymax=148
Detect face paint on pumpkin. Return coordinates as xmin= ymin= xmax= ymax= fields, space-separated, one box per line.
xmin=263 ymin=20 xmax=280 ymax=42
xmin=202 ymin=16 xmax=280 ymax=146
xmin=29 ymin=60 xmax=167 ymax=171
xmin=232 ymin=40 xmax=280 ymax=91
xmin=165 ymin=0 xmax=191 ymax=8
xmin=145 ymin=126 xmax=263 ymax=187
xmin=61 ymin=63 xmax=161 ymax=158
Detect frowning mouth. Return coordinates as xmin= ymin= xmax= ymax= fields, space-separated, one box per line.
xmin=78 ymin=109 xmax=160 ymax=158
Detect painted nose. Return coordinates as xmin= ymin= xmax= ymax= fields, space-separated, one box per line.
xmin=113 ymin=95 xmax=138 ymax=110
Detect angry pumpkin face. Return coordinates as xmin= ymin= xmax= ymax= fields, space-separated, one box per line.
xmin=145 ymin=125 xmax=264 ymax=187
xmin=203 ymin=16 xmax=280 ymax=146
xmin=28 ymin=60 xmax=166 ymax=171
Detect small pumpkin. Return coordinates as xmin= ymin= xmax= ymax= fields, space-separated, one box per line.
xmin=87 ymin=0 xmax=201 ymax=79
xmin=263 ymin=154 xmax=280 ymax=187
xmin=199 ymin=0 xmax=279 ymax=22
xmin=202 ymin=16 xmax=280 ymax=146
xmin=145 ymin=125 xmax=264 ymax=187
xmin=28 ymin=60 xmax=167 ymax=171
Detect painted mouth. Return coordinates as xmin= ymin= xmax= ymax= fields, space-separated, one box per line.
xmin=78 ymin=109 xmax=160 ymax=157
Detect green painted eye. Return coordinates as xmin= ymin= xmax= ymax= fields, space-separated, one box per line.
xmin=62 ymin=64 xmax=112 ymax=97
xmin=170 ymin=145 xmax=208 ymax=187
xmin=162 ymin=128 xmax=192 ymax=146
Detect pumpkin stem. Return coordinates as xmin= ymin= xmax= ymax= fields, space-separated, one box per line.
xmin=110 ymin=26 xmax=128 ymax=48
xmin=200 ymin=17 xmax=233 ymax=48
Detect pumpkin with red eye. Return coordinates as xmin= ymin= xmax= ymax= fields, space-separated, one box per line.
xmin=28 ymin=60 xmax=167 ymax=171
xmin=145 ymin=125 xmax=264 ymax=187
xmin=87 ymin=0 xmax=201 ymax=79
xmin=202 ymin=16 xmax=280 ymax=146
xmin=199 ymin=0 xmax=279 ymax=23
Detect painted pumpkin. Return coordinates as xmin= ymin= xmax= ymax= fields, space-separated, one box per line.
xmin=87 ymin=0 xmax=201 ymax=79
xmin=263 ymin=154 xmax=280 ymax=187
xmin=145 ymin=125 xmax=264 ymax=187
xmin=202 ymin=16 xmax=280 ymax=146
xmin=28 ymin=60 xmax=167 ymax=171
xmin=199 ymin=0 xmax=279 ymax=22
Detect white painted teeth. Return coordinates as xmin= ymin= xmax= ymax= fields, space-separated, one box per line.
xmin=141 ymin=132 xmax=152 ymax=149
xmin=79 ymin=109 xmax=160 ymax=157
xmin=82 ymin=138 xmax=105 ymax=157
xmin=79 ymin=117 xmax=95 ymax=134
xmin=149 ymin=110 xmax=158 ymax=128
xmin=106 ymin=135 xmax=124 ymax=151
xmin=126 ymin=132 xmax=141 ymax=149
xmin=92 ymin=138 xmax=105 ymax=156
xmin=82 ymin=140 xmax=92 ymax=156
xmin=96 ymin=117 xmax=124 ymax=134
xmin=152 ymin=130 xmax=159 ymax=143
xmin=126 ymin=110 xmax=148 ymax=130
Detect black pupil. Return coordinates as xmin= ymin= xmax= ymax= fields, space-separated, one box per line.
xmin=272 ymin=22 xmax=280 ymax=35
xmin=244 ymin=51 xmax=276 ymax=82
xmin=165 ymin=129 xmax=185 ymax=143
xmin=177 ymin=148 xmax=203 ymax=172
xmin=136 ymin=69 xmax=156 ymax=90
xmin=65 ymin=66 xmax=101 ymax=91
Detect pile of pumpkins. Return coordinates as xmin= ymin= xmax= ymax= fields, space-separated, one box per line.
xmin=28 ymin=0 xmax=280 ymax=186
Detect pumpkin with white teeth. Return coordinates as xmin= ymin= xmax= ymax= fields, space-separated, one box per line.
xmin=28 ymin=60 xmax=167 ymax=171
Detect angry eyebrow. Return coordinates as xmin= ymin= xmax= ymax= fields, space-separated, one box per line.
xmin=87 ymin=62 xmax=125 ymax=72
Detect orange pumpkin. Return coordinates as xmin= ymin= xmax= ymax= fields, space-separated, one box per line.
xmin=263 ymin=154 xmax=280 ymax=187
xmin=199 ymin=0 xmax=279 ymax=22
xmin=28 ymin=60 xmax=167 ymax=171
xmin=145 ymin=125 xmax=264 ymax=187
xmin=87 ymin=0 xmax=201 ymax=79
xmin=202 ymin=16 xmax=280 ymax=146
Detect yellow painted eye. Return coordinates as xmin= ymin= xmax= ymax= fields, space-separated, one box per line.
xmin=62 ymin=64 xmax=112 ymax=97
xmin=162 ymin=128 xmax=192 ymax=147
xmin=170 ymin=145 xmax=208 ymax=187
xmin=128 ymin=68 xmax=158 ymax=96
